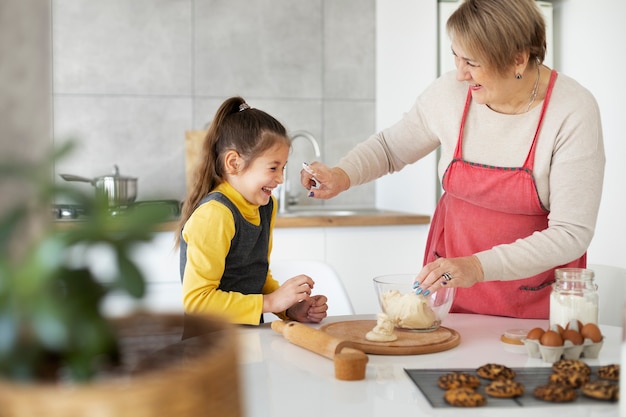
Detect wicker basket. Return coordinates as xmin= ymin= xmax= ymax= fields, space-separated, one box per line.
xmin=0 ymin=313 xmax=242 ymax=417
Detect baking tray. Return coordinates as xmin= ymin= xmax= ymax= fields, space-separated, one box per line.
xmin=404 ymin=367 xmax=617 ymax=408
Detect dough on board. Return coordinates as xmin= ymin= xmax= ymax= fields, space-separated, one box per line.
xmin=365 ymin=313 xmax=397 ymax=342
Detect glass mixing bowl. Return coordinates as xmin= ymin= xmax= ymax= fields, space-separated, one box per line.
xmin=373 ymin=274 xmax=455 ymax=332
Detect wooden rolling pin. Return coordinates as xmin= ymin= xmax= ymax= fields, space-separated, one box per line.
xmin=271 ymin=320 xmax=368 ymax=381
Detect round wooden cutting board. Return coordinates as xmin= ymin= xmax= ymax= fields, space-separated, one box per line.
xmin=320 ymin=320 xmax=460 ymax=355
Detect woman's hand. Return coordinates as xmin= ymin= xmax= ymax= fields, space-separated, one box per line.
xmin=287 ymin=294 xmax=328 ymax=323
xmin=299 ymin=162 xmax=350 ymax=200
xmin=413 ymin=255 xmax=484 ymax=295
xmin=264 ymin=274 xmax=315 ymax=313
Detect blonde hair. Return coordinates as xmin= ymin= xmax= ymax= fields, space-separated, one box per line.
xmin=447 ymin=0 xmax=546 ymax=76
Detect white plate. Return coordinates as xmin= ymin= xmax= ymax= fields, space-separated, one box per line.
xmin=501 ymin=341 xmax=527 ymax=354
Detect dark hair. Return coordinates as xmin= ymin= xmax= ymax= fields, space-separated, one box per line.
xmin=176 ymin=96 xmax=289 ymax=245
xmin=447 ymin=0 xmax=546 ymax=76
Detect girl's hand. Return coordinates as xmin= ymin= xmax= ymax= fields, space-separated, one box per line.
xmin=299 ymin=162 xmax=350 ymax=200
xmin=287 ymin=294 xmax=328 ymax=323
xmin=263 ymin=274 xmax=315 ymax=313
xmin=413 ymin=255 xmax=484 ymax=296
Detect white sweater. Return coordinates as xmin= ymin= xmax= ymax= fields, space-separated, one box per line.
xmin=338 ymin=71 xmax=605 ymax=282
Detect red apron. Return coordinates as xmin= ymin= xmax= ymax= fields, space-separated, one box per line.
xmin=424 ymin=70 xmax=585 ymax=319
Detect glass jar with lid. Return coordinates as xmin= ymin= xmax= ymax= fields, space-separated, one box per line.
xmin=549 ymin=268 xmax=598 ymax=328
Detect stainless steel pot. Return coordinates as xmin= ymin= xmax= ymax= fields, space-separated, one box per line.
xmin=60 ymin=165 xmax=138 ymax=206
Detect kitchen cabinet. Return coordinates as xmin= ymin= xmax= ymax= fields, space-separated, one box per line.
xmin=272 ymin=225 xmax=429 ymax=314
xmin=99 ymin=223 xmax=430 ymax=316
xmin=99 ymin=231 xmax=183 ymax=316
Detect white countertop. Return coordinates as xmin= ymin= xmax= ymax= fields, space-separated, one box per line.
xmin=236 ymin=314 xmax=622 ymax=417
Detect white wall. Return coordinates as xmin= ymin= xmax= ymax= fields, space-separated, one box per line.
xmin=375 ymin=0 xmax=438 ymax=216
xmin=0 ymin=1 xmax=51 ymax=253
xmin=375 ymin=0 xmax=626 ymax=271
xmin=553 ymin=0 xmax=626 ymax=269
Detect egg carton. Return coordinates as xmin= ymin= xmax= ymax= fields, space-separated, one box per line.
xmin=522 ymin=337 xmax=604 ymax=362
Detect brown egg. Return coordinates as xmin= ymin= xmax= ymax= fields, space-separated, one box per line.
xmin=566 ymin=319 xmax=583 ymax=332
xmin=550 ymin=324 xmax=565 ymax=336
xmin=562 ymin=329 xmax=584 ymax=345
xmin=540 ymin=330 xmax=564 ymax=347
xmin=526 ymin=327 xmax=545 ymax=340
xmin=580 ymin=323 xmax=603 ymax=343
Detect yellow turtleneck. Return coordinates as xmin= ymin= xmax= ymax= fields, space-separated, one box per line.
xmin=181 ymin=181 xmax=286 ymax=325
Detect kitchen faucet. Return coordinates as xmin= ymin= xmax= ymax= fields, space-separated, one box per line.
xmin=277 ymin=130 xmax=321 ymax=214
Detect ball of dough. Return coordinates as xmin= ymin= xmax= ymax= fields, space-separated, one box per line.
xmin=381 ymin=290 xmax=436 ymax=329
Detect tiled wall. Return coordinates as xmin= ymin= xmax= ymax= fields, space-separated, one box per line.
xmin=52 ymin=0 xmax=376 ymax=208
xmin=1 ymin=1 xmax=51 ymax=248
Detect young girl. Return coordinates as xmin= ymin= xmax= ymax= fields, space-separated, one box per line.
xmin=177 ymin=96 xmax=328 ymax=325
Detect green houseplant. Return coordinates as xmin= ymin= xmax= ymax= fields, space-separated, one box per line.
xmin=0 ymin=144 xmax=243 ymax=417
xmin=0 ymin=143 xmax=172 ymax=381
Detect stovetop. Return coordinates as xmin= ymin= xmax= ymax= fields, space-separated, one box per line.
xmin=52 ymin=199 xmax=182 ymax=221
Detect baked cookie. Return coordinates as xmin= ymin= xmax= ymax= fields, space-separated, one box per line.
xmin=552 ymin=359 xmax=591 ymax=376
xmin=548 ymin=371 xmax=589 ymax=388
xmin=437 ymin=372 xmax=481 ymax=390
xmin=533 ymin=384 xmax=577 ymax=403
xmin=597 ymin=364 xmax=620 ymax=381
xmin=484 ymin=379 xmax=525 ymax=398
xmin=444 ymin=387 xmax=487 ymax=407
xmin=581 ymin=380 xmax=619 ymax=401
xmin=476 ymin=363 xmax=516 ymax=380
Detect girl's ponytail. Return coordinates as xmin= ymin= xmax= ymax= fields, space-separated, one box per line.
xmin=176 ymin=96 xmax=289 ymax=246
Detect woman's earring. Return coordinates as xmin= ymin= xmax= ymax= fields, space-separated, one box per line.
xmin=515 ymin=73 xmax=522 ymax=80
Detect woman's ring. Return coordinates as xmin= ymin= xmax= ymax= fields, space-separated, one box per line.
xmin=442 ymin=272 xmax=453 ymax=282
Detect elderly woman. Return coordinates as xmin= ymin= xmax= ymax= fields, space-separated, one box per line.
xmin=299 ymin=0 xmax=605 ymax=318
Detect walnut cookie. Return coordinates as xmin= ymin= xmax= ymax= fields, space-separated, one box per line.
xmin=552 ymin=359 xmax=591 ymax=376
xmin=484 ymin=379 xmax=525 ymax=398
xmin=444 ymin=387 xmax=487 ymax=407
xmin=597 ymin=364 xmax=620 ymax=381
xmin=581 ymin=380 xmax=619 ymax=401
xmin=533 ymin=384 xmax=577 ymax=403
xmin=476 ymin=363 xmax=516 ymax=380
xmin=548 ymin=371 xmax=589 ymax=388
xmin=437 ymin=372 xmax=481 ymax=390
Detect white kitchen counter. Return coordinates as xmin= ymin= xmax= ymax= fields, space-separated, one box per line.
xmin=237 ymin=314 xmax=621 ymax=417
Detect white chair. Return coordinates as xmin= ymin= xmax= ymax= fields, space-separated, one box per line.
xmin=263 ymin=259 xmax=354 ymax=322
xmin=588 ymin=263 xmax=626 ymax=327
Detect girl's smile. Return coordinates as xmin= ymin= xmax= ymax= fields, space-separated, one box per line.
xmin=228 ymin=142 xmax=290 ymax=207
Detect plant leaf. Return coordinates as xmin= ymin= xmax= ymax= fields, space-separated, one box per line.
xmin=114 ymin=250 xmax=145 ymax=298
